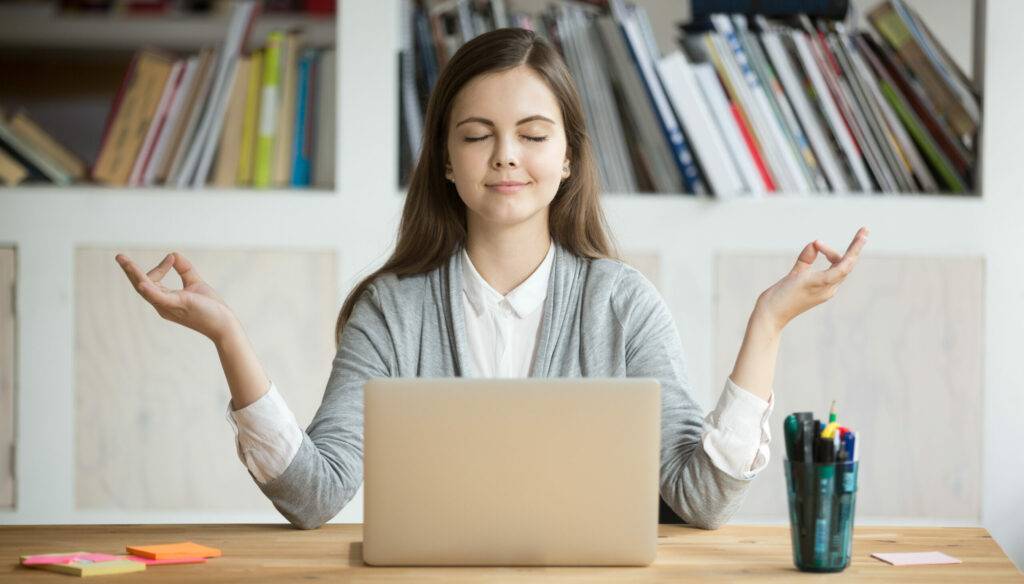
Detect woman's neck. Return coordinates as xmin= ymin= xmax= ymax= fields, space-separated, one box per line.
xmin=465 ymin=218 xmax=552 ymax=296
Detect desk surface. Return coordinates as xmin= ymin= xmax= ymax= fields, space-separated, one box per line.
xmin=2 ymin=524 xmax=1021 ymax=582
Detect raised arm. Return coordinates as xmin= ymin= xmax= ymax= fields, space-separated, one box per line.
xmin=116 ymin=252 xmax=394 ymax=529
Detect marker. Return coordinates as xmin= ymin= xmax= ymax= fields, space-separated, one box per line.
xmin=784 ymin=414 xmax=800 ymax=460
xmin=821 ymin=400 xmax=839 ymax=439
xmin=812 ymin=435 xmax=836 ymax=568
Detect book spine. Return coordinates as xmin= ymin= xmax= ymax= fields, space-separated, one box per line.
xmin=0 ymin=120 xmax=71 ymax=185
xmin=254 ymin=31 xmax=283 ymax=189
xmin=238 ymin=49 xmax=263 ymax=186
xmin=290 ymin=50 xmax=312 ymax=187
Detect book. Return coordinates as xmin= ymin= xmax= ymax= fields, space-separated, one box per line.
xmin=0 ymin=147 xmax=28 ymax=186
xmin=211 ymin=56 xmax=251 ymax=187
xmin=144 ymin=56 xmax=199 ymax=186
xmin=254 ymin=31 xmax=284 ymax=188
xmin=290 ymin=48 xmax=317 ymax=187
xmin=128 ymin=58 xmax=185 ymax=187
xmin=237 ymin=48 xmax=263 ymax=186
xmin=705 ymin=28 xmax=790 ymax=191
xmin=615 ymin=1 xmax=705 ymax=193
xmin=692 ymin=62 xmax=765 ymax=194
xmin=757 ymin=18 xmax=850 ymax=192
xmin=848 ymin=32 xmax=938 ymax=192
xmin=0 ymin=113 xmax=72 ymax=185
xmin=790 ymin=28 xmax=874 ymax=192
xmin=7 ymin=110 xmax=86 ymax=182
xmin=734 ymin=15 xmax=826 ymax=192
xmin=92 ymin=48 xmax=176 ymax=186
xmin=163 ymin=47 xmax=217 ymax=185
xmin=868 ymin=1 xmax=976 ymax=144
xmin=272 ymin=29 xmax=303 ymax=187
xmin=658 ymin=51 xmax=744 ymax=197
xmin=189 ymin=0 xmax=261 ymax=187
xmin=312 ymin=48 xmax=335 ymax=188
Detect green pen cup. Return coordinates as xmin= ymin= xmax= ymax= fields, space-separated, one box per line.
xmin=784 ymin=460 xmax=859 ymax=572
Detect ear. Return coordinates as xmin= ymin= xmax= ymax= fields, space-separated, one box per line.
xmin=444 ymin=154 xmax=454 ymax=182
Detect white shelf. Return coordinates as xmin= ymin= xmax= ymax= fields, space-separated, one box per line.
xmin=0 ymin=5 xmax=336 ymax=51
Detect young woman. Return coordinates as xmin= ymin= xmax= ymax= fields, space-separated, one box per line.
xmin=116 ymin=28 xmax=867 ymax=530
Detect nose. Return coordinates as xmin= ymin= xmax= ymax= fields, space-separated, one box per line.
xmin=490 ymin=136 xmax=519 ymax=170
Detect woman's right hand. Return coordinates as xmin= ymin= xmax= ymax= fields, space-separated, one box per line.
xmin=116 ymin=251 xmax=239 ymax=343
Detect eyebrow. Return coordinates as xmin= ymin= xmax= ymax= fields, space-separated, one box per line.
xmin=455 ymin=115 xmax=556 ymax=128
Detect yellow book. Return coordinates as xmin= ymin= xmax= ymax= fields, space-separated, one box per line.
xmin=237 ymin=49 xmax=263 ymax=186
xmin=254 ymin=32 xmax=283 ymax=189
xmin=0 ymin=148 xmax=28 ymax=186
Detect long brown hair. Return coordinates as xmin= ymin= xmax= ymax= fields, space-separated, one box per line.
xmin=335 ymin=27 xmax=618 ymax=347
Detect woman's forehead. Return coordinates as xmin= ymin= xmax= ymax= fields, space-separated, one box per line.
xmin=450 ymin=65 xmax=563 ymax=125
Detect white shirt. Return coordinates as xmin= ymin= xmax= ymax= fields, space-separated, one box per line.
xmin=227 ymin=243 xmax=774 ymax=484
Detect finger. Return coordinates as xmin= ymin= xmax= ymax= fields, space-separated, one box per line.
xmin=791 ymin=242 xmax=818 ymax=274
xmin=813 ymin=240 xmax=843 ymax=264
xmin=147 ymin=254 xmax=175 ymax=284
xmin=136 ymin=279 xmax=184 ymax=311
xmin=115 ymin=254 xmax=150 ymax=289
xmin=841 ymin=227 xmax=870 ymax=261
xmin=171 ymin=252 xmax=203 ymax=287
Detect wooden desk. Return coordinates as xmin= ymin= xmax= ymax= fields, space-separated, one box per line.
xmin=2 ymin=524 xmax=1021 ymax=582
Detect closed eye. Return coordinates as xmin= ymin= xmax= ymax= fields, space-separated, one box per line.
xmin=463 ymin=135 xmax=549 ymax=143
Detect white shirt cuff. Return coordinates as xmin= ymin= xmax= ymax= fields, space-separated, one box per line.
xmin=224 ymin=380 xmax=303 ymax=484
xmin=701 ymin=376 xmax=774 ymax=480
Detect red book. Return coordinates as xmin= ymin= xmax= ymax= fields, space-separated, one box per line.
xmin=730 ymin=103 xmax=776 ymax=193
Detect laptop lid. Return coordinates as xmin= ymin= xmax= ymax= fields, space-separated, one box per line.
xmin=362 ymin=377 xmax=661 ymax=566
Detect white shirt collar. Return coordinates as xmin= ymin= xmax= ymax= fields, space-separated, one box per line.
xmin=461 ymin=241 xmax=555 ymax=319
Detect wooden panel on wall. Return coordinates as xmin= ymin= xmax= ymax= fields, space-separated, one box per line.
xmin=0 ymin=248 xmax=15 ymax=508
xmin=714 ymin=254 xmax=983 ymax=522
xmin=75 ymin=248 xmax=336 ymax=511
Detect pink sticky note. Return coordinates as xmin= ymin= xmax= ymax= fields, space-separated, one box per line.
xmin=871 ymin=551 xmax=962 ymax=566
xmin=21 ymin=552 xmax=120 ymax=566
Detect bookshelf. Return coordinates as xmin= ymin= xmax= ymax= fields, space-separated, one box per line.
xmin=0 ymin=3 xmax=335 ymax=50
xmin=2 ymin=0 xmax=1024 ymax=571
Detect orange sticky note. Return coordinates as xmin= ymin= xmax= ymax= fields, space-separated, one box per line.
xmin=125 ymin=541 xmax=222 ymax=560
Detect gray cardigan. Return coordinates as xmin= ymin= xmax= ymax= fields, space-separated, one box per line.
xmin=254 ymin=241 xmax=754 ymax=529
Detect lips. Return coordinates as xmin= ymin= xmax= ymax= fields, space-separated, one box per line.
xmin=485 ymin=180 xmax=530 ymax=194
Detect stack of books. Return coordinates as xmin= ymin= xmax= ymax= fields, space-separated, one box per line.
xmin=399 ymin=0 xmax=980 ymax=197
xmin=91 ymin=0 xmax=336 ymax=190
xmin=0 ymin=107 xmax=88 ymax=187
xmin=0 ymin=0 xmax=336 ymax=190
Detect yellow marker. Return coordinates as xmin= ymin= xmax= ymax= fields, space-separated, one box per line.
xmin=821 ymin=400 xmax=839 ymax=438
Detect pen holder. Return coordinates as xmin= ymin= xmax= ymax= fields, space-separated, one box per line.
xmin=784 ymin=459 xmax=859 ymax=572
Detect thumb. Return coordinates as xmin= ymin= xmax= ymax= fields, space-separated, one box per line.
xmin=791 ymin=241 xmax=817 ymax=274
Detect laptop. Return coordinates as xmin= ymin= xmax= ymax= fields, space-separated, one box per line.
xmin=362 ymin=377 xmax=661 ymax=567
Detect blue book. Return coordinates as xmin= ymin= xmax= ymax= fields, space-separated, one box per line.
xmin=613 ymin=1 xmax=707 ymax=194
xmin=290 ymin=49 xmax=316 ymax=187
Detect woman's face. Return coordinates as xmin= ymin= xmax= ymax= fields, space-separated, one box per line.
xmin=445 ymin=64 xmax=570 ymax=231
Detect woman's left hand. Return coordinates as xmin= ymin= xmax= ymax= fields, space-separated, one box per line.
xmin=755 ymin=227 xmax=869 ymax=333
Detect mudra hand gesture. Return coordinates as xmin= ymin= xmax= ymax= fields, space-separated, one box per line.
xmin=756 ymin=227 xmax=870 ymax=333
xmin=115 ymin=252 xmax=238 ymax=343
